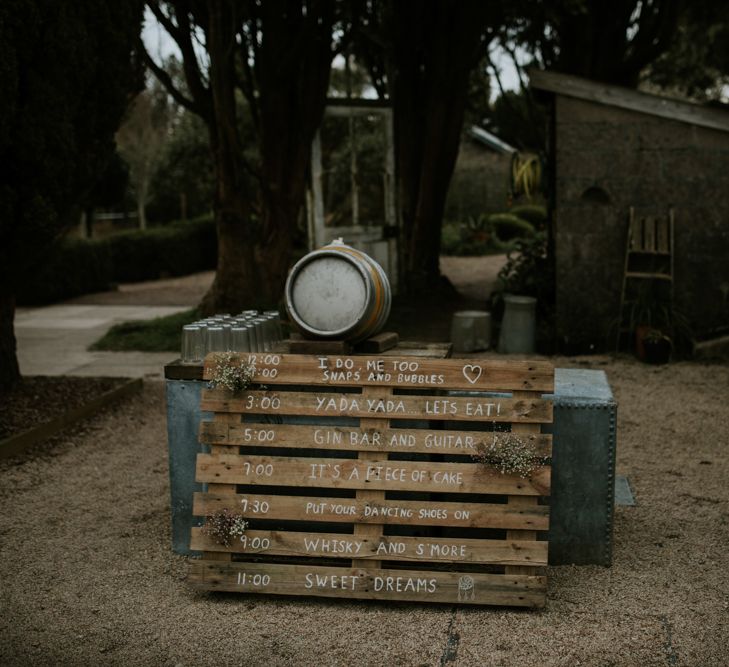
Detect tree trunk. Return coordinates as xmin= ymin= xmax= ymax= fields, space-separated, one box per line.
xmin=389 ymin=1 xmax=488 ymax=293
xmin=198 ymin=0 xmax=333 ymax=315
xmin=199 ymin=194 xmax=295 ymax=313
xmin=137 ymin=200 xmax=147 ymax=231
xmin=0 ymin=289 xmax=21 ymax=392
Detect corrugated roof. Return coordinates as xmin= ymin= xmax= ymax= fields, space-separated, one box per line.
xmin=467 ymin=126 xmax=517 ymax=154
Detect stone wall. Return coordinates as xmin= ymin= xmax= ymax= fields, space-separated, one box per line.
xmin=444 ymin=140 xmax=512 ymax=221
xmin=553 ymin=95 xmax=729 ymax=350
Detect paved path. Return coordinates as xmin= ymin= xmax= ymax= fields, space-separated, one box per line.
xmin=15 ymin=304 xmax=187 ymax=379
xmin=14 ymin=256 xmax=506 ymax=379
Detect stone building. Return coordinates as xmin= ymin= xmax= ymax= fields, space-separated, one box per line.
xmin=531 ymin=70 xmax=729 ymax=352
xmin=444 ymin=126 xmax=516 ymax=222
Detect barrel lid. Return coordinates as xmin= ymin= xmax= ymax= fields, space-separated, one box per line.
xmin=286 ymin=250 xmax=371 ymax=337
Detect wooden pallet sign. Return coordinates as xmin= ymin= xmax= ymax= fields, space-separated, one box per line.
xmin=190 ymin=352 xmax=554 ymax=608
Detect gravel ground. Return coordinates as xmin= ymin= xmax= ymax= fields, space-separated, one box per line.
xmin=67 ymin=271 xmax=215 ymax=307
xmin=63 ymin=257 xmax=507 ymax=309
xmin=439 ymin=255 xmax=507 ymax=303
xmin=1 ymin=357 xmax=728 ymax=666
xmin=0 ymin=377 xmax=126 ymax=440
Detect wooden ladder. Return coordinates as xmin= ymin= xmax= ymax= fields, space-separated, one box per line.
xmin=615 ymin=207 xmax=675 ymax=350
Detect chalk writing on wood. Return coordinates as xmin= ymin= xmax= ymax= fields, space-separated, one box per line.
xmin=191 ymin=352 xmax=554 ymax=608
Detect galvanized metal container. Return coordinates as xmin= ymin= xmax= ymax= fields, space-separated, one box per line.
xmin=498 ymin=294 xmax=537 ymax=353
xmin=285 ymin=240 xmax=391 ymax=342
xmin=165 ymin=367 xmax=617 ymax=565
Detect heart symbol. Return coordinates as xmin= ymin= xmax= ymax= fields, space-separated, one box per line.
xmin=462 ymin=364 xmax=482 ymax=385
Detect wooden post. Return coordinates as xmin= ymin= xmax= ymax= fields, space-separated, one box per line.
xmin=505 ymin=389 xmax=542 ymax=576
xmin=202 ymin=412 xmax=240 ymax=564
xmin=352 ymin=386 xmax=390 ymax=569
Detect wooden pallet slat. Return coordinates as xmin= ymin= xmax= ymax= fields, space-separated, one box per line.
xmin=190 ymin=528 xmax=549 ymax=566
xmin=195 ymin=453 xmax=551 ymax=496
xmin=193 ymin=492 xmax=551 ymax=530
xmin=202 ymin=353 xmax=555 ymax=392
xmin=352 ymin=386 xmax=391 ymax=569
xmin=191 ymin=352 xmax=554 ymax=608
xmin=188 ymin=562 xmax=547 ymax=608
xmin=198 ymin=421 xmax=553 ymax=457
xmin=200 ymin=389 xmax=553 ymax=424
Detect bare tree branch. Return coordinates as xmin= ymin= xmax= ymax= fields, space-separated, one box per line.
xmin=146 ymin=1 xmax=212 ymax=121
xmin=500 ymin=39 xmax=541 ymax=130
xmin=236 ymin=29 xmax=260 ymax=131
xmin=139 ymin=42 xmax=199 ymax=113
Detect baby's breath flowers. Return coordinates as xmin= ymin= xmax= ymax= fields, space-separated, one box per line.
xmin=201 ymin=508 xmax=248 ymax=547
xmin=472 ymin=432 xmax=547 ymax=478
xmin=208 ymin=352 xmax=256 ymax=393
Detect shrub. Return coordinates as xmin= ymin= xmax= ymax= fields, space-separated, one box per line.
xmin=17 ymin=215 xmax=216 ymax=305
xmin=509 ymin=204 xmax=547 ymax=228
xmin=107 ymin=216 xmax=216 ymax=283
xmin=496 ymin=231 xmax=549 ymax=297
xmin=441 ymin=211 xmax=537 ymax=257
xmin=488 ymin=213 xmax=535 ymax=243
xmin=440 ymin=222 xmax=463 ymax=255
xmin=441 ymin=218 xmax=495 ymax=256
xmin=16 ymin=237 xmax=114 ymax=304
xmin=490 ymin=231 xmax=555 ymax=352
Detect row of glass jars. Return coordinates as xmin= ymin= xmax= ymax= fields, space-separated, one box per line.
xmin=181 ymin=310 xmax=283 ymax=363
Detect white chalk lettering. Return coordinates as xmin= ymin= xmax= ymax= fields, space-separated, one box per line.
xmin=424 ymin=400 xmax=457 ymax=415
xmin=349 ymin=430 xmax=382 ymax=447
xmin=432 ymin=470 xmax=463 ymax=485
xmin=391 ymin=360 xmax=420 ymax=372
xmin=303 ymin=537 xmax=363 ymax=555
xmin=424 ymin=433 xmax=475 ymax=449
xmin=304 ymin=573 xmax=359 ymax=590
xmin=323 ymin=369 xmax=361 ymax=382
xmin=366 ymin=398 xmax=406 ymax=413
xmin=314 ymin=429 xmax=343 ymax=446
xmin=308 ymin=463 xmax=341 ymax=479
xmin=429 ymin=543 xmax=467 ymax=558
xmin=366 ymin=465 xmax=407 ymax=482
xmin=388 ymin=433 xmax=415 ymax=447
xmin=376 ymin=541 xmax=406 ymax=555
xmin=327 ymin=503 xmax=356 ymax=515
xmin=363 ymin=505 xmax=414 ymax=519
xmin=367 ymin=372 xmax=392 ymax=382
xmin=465 ymin=402 xmax=501 ymax=417
xmin=396 ymin=373 xmax=446 ymax=385
xmin=315 ymin=396 xmax=361 ymax=412
xmin=373 ymin=576 xmax=437 ymax=593
xmin=305 ymin=501 xmax=327 ymax=514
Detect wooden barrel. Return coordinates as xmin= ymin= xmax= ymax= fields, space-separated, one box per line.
xmin=285 ymin=240 xmax=391 ymax=342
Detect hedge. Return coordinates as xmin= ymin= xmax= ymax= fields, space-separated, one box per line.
xmin=488 ymin=213 xmax=536 ymax=243
xmin=509 ymin=204 xmax=547 ymax=228
xmin=17 ymin=215 xmax=216 ymax=305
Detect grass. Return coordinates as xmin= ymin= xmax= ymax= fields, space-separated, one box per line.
xmin=90 ymin=308 xmax=200 ymax=352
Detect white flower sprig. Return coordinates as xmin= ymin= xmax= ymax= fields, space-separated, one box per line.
xmin=472 ymin=432 xmax=547 ymax=478
xmin=201 ymin=508 xmax=248 ymax=547
xmin=208 ymin=352 xmax=256 ymax=393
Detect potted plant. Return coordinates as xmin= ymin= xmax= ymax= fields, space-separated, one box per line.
xmin=623 ymin=282 xmax=690 ymax=361
xmin=640 ymin=328 xmax=672 ymax=364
